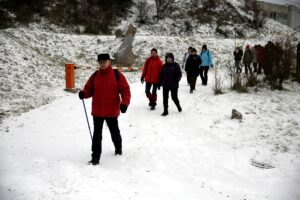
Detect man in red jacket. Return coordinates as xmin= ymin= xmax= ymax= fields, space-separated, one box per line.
xmin=79 ymin=53 xmax=131 ymax=165
xmin=141 ymin=48 xmax=163 ymax=110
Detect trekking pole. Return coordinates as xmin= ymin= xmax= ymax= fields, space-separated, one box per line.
xmin=82 ymin=99 xmax=93 ymax=141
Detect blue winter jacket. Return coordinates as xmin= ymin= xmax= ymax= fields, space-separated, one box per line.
xmin=200 ymin=50 xmax=213 ymax=67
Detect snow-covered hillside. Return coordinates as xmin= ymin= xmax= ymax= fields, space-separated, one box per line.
xmin=0 ymin=16 xmax=298 ymax=122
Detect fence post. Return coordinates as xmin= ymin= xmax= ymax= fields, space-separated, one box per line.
xmin=65 ymin=63 xmax=75 ymax=89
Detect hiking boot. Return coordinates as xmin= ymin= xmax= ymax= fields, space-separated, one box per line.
xmin=150 ymin=105 xmax=155 ymax=110
xmin=177 ymin=104 xmax=182 ymax=112
xmin=88 ymin=159 xmax=99 ymax=165
xmin=161 ymin=110 xmax=168 ymax=116
xmin=115 ymin=149 xmax=122 ymax=155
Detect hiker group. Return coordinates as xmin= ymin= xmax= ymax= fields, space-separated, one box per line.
xmin=78 ymin=41 xmax=300 ymax=165
xmin=233 ymin=41 xmax=290 ymax=88
xmin=140 ymin=45 xmax=213 ymax=116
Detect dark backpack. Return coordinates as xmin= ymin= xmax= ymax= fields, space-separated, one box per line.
xmin=91 ymin=69 xmax=120 ymax=95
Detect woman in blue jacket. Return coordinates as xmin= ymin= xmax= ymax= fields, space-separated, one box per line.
xmin=199 ymin=44 xmax=213 ymax=86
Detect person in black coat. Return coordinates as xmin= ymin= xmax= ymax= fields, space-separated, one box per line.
xmin=159 ymin=53 xmax=182 ymax=116
xmin=297 ymin=42 xmax=300 ymax=75
xmin=185 ymin=48 xmax=202 ymax=93
xmin=233 ymin=47 xmax=243 ymax=74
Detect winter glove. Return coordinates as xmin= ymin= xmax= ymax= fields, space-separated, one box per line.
xmin=78 ymin=91 xmax=85 ymax=99
xmin=210 ymin=64 xmax=213 ymax=68
xmin=141 ymin=77 xmax=144 ymax=84
xmin=157 ymin=85 xmax=161 ymax=90
xmin=120 ymin=104 xmax=128 ymax=113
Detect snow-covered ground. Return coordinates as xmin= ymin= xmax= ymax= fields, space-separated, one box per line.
xmin=1 ymin=71 xmax=300 ymax=200
xmin=1 ymin=4 xmax=300 ymax=198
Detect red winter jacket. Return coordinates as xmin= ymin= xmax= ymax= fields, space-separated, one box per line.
xmin=142 ymin=56 xmax=163 ymax=84
xmin=257 ymin=48 xmax=264 ymax=64
xmin=83 ymin=65 xmax=131 ymax=117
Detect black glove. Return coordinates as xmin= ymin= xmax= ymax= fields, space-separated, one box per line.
xmin=120 ymin=104 xmax=127 ymax=113
xmin=157 ymin=85 xmax=161 ymax=90
xmin=141 ymin=77 xmax=144 ymax=84
xmin=78 ymin=91 xmax=85 ymax=99
xmin=210 ymin=64 xmax=214 ymax=68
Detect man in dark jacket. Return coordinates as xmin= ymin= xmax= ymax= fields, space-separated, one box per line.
xmin=185 ymin=48 xmax=202 ymax=93
xmin=159 ymin=53 xmax=182 ymax=116
xmin=263 ymin=41 xmax=275 ymax=82
xmin=78 ymin=53 xmax=131 ymax=165
xmin=234 ymin=47 xmax=243 ymax=74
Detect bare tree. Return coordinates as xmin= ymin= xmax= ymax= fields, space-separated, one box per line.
xmin=154 ymin=0 xmax=175 ymax=19
xmin=244 ymin=0 xmax=265 ymax=29
xmin=136 ymin=0 xmax=149 ymax=24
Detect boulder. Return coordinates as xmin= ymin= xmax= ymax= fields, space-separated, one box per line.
xmin=114 ymin=24 xmax=137 ymax=67
xmin=231 ymin=109 xmax=242 ymax=120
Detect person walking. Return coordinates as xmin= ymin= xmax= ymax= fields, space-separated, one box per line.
xmin=252 ymin=45 xmax=258 ymax=73
xmin=199 ymin=44 xmax=213 ymax=85
xmin=297 ymin=42 xmax=300 ymax=75
xmin=141 ymin=48 xmax=163 ymax=110
xmin=78 ymin=53 xmax=131 ymax=165
xmin=159 ymin=53 xmax=182 ymax=116
xmin=185 ymin=48 xmax=202 ymax=93
xmin=233 ymin=46 xmax=243 ymax=74
xmin=256 ymin=44 xmax=264 ymax=74
xmin=242 ymin=45 xmax=254 ymax=75
xmin=181 ymin=47 xmax=193 ymax=84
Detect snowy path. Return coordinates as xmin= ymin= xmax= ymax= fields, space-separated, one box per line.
xmin=1 ymin=72 xmax=300 ymax=200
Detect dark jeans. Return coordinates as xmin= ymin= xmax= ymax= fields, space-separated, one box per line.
xmin=258 ymin=63 xmax=263 ymax=74
xmin=92 ymin=117 xmax=122 ymax=161
xmin=244 ymin=63 xmax=252 ymax=74
xmin=145 ymin=82 xmax=158 ymax=95
xmin=253 ymin=62 xmax=258 ymax=72
xmin=163 ymin=87 xmax=180 ymax=110
xmin=145 ymin=82 xmax=158 ymax=106
xmin=199 ymin=67 xmax=209 ymax=85
xmin=189 ymin=75 xmax=198 ymax=92
xmin=235 ymin=60 xmax=242 ymax=73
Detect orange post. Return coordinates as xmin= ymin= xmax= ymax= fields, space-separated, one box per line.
xmin=65 ymin=63 xmax=75 ymax=89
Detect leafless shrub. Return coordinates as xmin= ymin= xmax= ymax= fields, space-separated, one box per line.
xmin=231 ymin=74 xmax=248 ymax=93
xmin=213 ymin=64 xmax=224 ymax=95
xmin=246 ymin=74 xmax=259 ymax=87
xmin=136 ymin=0 xmax=150 ymax=24
xmin=244 ymin=0 xmax=265 ymax=29
xmin=154 ymin=0 xmax=175 ymax=19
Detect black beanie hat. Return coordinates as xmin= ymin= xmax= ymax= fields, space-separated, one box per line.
xmin=97 ymin=53 xmax=111 ymax=61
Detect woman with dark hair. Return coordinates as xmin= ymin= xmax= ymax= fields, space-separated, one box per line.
xmin=199 ymin=44 xmax=213 ymax=85
xmin=159 ymin=53 xmax=182 ymax=116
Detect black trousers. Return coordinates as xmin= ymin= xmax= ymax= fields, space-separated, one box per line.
xmin=199 ymin=67 xmax=209 ymax=85
xmin=163 ymin=87 xmax=180 ymax=110
xmin=92 ymin=117 xmax=122 ymax=160
xmin=189 ymin=75 xmax=198 ymax=91
xmin=244 ymin=63 xmax=252 ymax=74
xmin=145 ymin=82 xmax=158 ymax=96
